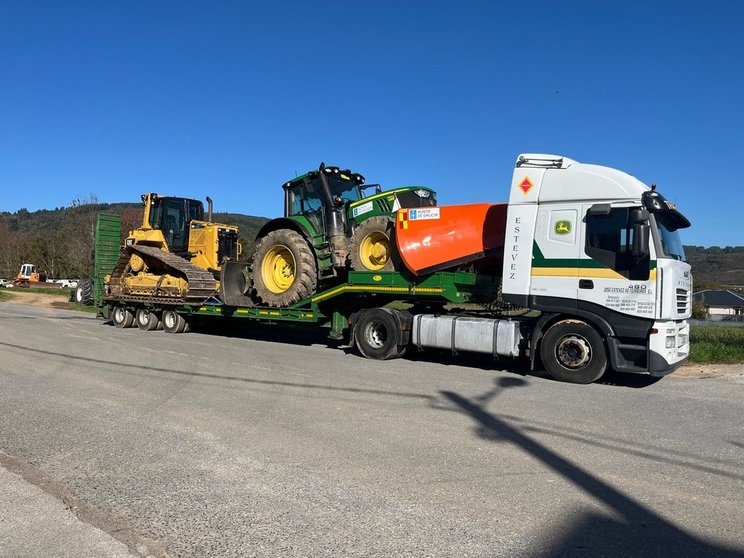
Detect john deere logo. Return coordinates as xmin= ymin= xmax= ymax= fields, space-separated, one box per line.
xmin=373 ymin=275 xmax=382 ymax=282
xmin=555 ymin=220 xmax=572 ymax=235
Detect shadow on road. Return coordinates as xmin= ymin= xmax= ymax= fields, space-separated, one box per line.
xmin=0 ymin=340 xmax=431 ymax=402
xmin=3 ymin=336 xmax=742 ymax=556
xmin=440 ymin=377 xmax=743 ymax=557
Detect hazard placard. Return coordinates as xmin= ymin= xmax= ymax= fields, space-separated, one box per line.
xmin=519 ymin=176 xmax=534 ymax=194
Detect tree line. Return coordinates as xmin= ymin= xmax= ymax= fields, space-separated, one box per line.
xmin=0 ymin=196 xmax=141 ymax=280
xmin=0 ymin=197 xmax=267 ymax=280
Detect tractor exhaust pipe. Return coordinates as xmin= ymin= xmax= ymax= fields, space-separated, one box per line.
xmin=318 ymin=162 xmax=348 ymax=268
xmin=206 ymin=196 xmax=213 ymax=222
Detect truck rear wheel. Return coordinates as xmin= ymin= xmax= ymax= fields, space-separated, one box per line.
xmin=252 ymin=229 xmax=317 ymax=307
xmin=350 ymin=217 xmax=396 ymax=272
xmin=354 ymin=308 xmax=407 ymax=360
xmin=135 ymin=308 xmax=161 ymax=331
xmin=540 ymin=320 xmax=607 ymax=384
xmin=112 ymin=306 xmax=134 ymax=329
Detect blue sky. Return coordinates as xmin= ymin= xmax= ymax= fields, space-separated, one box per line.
xmin=1 ymin=0 xmax=742 ymax=246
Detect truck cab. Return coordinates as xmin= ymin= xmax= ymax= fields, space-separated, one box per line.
xmin=501 ymin=154 xmax=691 ymax=377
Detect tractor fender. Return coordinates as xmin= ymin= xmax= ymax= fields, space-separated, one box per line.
xmin=255 ymin=217 xmax=315 ymax=246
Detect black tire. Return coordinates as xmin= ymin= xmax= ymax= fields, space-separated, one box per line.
xmin=112 ymin=306 xmax=135 ymax=329
xmin=251 ymin=229 xmax=318 ymax=307
xmin=350 ymin=217 xmax=397 ymax=272
xmin=540 ymin=320 xmax=608 ymax=384
xmin=354 ymin=308 xmax=406 ymax=360
xmin=135 ymin=307 xmax=160 ymax=331
xmin=162 ymin=310 xmax=187 ymax=334
xmin=74 ymin=278 xmax=93 ymax=305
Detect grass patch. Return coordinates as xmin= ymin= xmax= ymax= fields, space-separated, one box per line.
xmin=689 ymin=326 xmax=744 ymax=364
xmin=68 ymin=302 xmax=98 ymax=313
xmin=15 ymin=287 xmax=73 ymax=296
xmin=0 ymin=290 xmax=13 ymax=301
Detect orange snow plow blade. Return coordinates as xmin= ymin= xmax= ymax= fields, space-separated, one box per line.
xmin=395 ymin=203 xmax=507 ymax=276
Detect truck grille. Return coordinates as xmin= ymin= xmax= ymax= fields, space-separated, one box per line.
xmin=676 ymin=288 xmax=690 ymax=314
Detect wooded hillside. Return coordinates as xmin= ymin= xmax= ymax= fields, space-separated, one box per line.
xmin=0 ymin=198 xmax=267 ymax=280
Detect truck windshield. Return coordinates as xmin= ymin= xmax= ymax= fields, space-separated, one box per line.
xmin=656 ymin=218 xmax=686 ymax=261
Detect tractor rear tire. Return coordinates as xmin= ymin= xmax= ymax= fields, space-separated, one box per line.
xmin=350 ymin=217 xmax=397 ymax=272
xmin=252 ymin=229 xmax=318 ymax=307
xmin=74 ymin=278 xmax=93 ymax=305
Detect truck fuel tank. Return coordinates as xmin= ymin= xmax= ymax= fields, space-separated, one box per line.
xmin=411 ymin=315 xmax=522 ymax=358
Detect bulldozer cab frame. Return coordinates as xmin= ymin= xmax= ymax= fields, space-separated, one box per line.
xmin=141 ymin=194 xmax=204 ymax=255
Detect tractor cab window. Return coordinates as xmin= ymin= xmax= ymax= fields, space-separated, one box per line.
xmin=585 ymin=207 xmax=650 ymax=281
xmin=288 ymin=184 xmax=323 ymax=216
xmin=326 ymin=174 xmax=362 ymax=204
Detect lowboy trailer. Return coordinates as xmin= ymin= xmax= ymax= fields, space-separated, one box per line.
xmin=95 ymin=154 xmax=692 ymax=384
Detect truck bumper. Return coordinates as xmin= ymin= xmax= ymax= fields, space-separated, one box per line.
xmin=647 ymin=320 xmax=690 ymax=377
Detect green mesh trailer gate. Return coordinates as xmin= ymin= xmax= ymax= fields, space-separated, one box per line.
xmin=94 ymin=214 xmax=121 ymax=314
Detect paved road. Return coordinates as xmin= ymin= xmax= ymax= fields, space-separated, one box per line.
xmin=0 ymin=302 xmax=742 ymax=557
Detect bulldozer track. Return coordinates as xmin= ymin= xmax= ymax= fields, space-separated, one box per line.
xmin=106 ymin=245 xmax=217 ymax=305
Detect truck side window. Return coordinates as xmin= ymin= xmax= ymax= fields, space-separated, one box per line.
xmin=585 ymin=208 xmax=649 ymax=280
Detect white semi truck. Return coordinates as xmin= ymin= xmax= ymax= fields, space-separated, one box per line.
xmin=501 ymin=154 xmax=691 ymax=382
xmin=395 ymin=153 xmax=692 ymax=383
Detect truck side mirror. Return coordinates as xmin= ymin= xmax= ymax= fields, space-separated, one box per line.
xmin=630 ymin=209 xmax=650 ymax=259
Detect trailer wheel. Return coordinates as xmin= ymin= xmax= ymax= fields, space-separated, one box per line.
xmin=135 ymin=308 xmax=161 ymax=331
xmin=540 ymin=320 xmax=607 ymax=384
xmin=112 ymin=306 xmax=135 ymax=329
xmin=162 ymin=310 xmax=187 ymax=334
xmin=74 ymin=278 xmax=93 ymax=305
xmin=354 ymin=309 xmax=406 ymax=360
xmin=350 ymin=217 xmax=396 ymax=272
xmin=252 ymin=229 xmax=318 ymax=307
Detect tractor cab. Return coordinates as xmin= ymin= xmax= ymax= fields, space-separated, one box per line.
xmin=283 ymin=167 xmax=365 ymax=231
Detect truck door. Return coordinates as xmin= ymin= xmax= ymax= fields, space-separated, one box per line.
xmin=578 ymin=204 xmax=656 ymax=320
xmin=530 ymin=205 xmax=581 ymax=311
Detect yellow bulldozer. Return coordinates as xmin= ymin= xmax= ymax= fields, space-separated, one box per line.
xmin=106 ymin=193 xmax=240 ymax=327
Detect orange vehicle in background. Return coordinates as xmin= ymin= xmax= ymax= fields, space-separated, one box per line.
xmin=14 ymin=263 xmax=59 ymax=287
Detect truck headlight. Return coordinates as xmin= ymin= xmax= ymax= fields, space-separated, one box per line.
xmin=666 ymin=336 xmax=676 ymax=349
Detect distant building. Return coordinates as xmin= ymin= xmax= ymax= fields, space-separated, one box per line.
xmin=693 ymin=290 xmax=744 ymax=320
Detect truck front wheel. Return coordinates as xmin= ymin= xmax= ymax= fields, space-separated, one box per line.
xmin=540 ymin=320 xmax=607 ymax=384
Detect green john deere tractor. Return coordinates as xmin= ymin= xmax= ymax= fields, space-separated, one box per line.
xmin=250 ymin=163 xmax=437 ymax=306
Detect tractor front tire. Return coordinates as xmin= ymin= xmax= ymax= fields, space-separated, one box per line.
xmin=252 ymin=229 xmax=318 ymax=307
xmin=350 ymin=216 xmax=396 ymax=272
